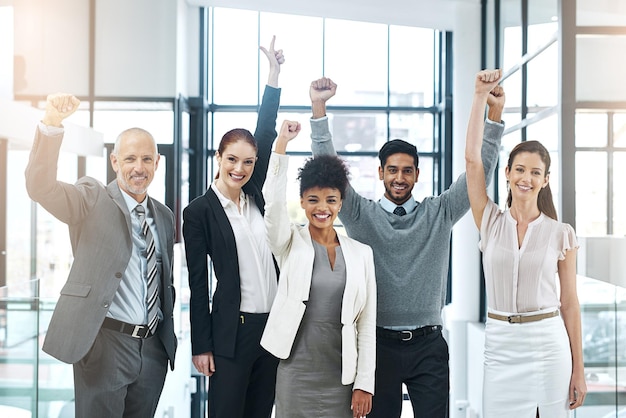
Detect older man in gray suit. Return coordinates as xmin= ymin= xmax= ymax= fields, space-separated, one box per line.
xmin=25 ymin=93 xmax=177 ymax=418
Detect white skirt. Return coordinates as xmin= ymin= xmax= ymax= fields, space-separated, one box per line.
xmin=483 ymin=310 xmax=572 ymax=418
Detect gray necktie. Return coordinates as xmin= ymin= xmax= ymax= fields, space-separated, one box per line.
xmin=135 ymin=205 xmax=159 ymax=334
xmin=393 ymin=206 xmax=407 ymax=216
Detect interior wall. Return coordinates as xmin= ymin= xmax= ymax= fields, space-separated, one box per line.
xmin=576 ymin=36 xmax=626 ymax=102
xmin=13 ymin=0 xmax=90 ymax=96
xmin=12 ymin=0 xmax=180 ymax=98
xmin=0 ymin=6 xmax=13 ymax=100
xmin=95 ymin=0 xmax=178 ymax=97
xmin=177 ymin=0 xmax=197 ymax=97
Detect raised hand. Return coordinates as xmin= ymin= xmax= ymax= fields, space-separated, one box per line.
xmin=260 ymin=35 xmax=284 ymax=87
xmin=487 ymin=85 xmax=505 ymax=109
xmin=275 ymin=120 xmax=301 ymax=154
xmin=42 ymin=93 xmax=80 ymax=127
xmin=487 ymin=84 xmax=505 ymax=122
xmin=310 ymin=77 xmax=337 ymax=104
xmin=475 ymin=69 xmax=502 ymax=96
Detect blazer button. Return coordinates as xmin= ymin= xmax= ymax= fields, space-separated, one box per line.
xmin=115 ymin=272 xmax=123 ymax=279
xmin=103 ymin=302 xmax=110 ymax=308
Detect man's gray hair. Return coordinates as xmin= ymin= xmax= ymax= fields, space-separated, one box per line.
xmin=111 ymin=127 xmax=157 ymax=156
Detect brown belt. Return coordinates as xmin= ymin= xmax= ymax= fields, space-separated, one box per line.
xmin=487 ymin=310 xmax=559 ymax=324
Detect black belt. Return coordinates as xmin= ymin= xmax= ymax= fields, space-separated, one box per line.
xmin=102 ymin=317 xmax=153 ymax=339
xmin=239 ymin=312 xmax=270 ymax=325
xmin=376 ymin=325 xmax=442 ymax=341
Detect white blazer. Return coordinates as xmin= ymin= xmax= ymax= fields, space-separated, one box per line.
xmin=260 ymin=153 xmax=377 ymax=394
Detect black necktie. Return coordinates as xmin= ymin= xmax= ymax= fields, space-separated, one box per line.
xmin=393 ymin=206 xmax=406 ymax=216
xmin=135 ymin=205 xmax=159 ymax=333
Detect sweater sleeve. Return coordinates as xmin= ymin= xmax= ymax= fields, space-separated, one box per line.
xmin=310 ymin=116 xmax=338 ymax=158
xmin=443 ymin=119 xmax=504 ymax=224
xmin=310 ymin=116 xmax=363 ymax=222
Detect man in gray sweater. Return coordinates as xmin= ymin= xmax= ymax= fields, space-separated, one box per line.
xmin=309 ymin=76 xmax=505 ymax=417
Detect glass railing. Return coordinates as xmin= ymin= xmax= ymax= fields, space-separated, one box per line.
xmin=2 ymin=265 xmax=625 ymax=417
xmin=0 ymin=280 xmax=74 ymax=418
xmin=575 ymin=274 xmax=626 ymax=417
xmin=0 ymin=242 xmax=191 ymax=418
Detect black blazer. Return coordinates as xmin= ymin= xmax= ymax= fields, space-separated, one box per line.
xmin=183 ymin=86 xmax=280 ymax=358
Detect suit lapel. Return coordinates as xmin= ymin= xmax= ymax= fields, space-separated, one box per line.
xmin=107 ymin=181 xmax=132 ymax=235
xmin=204 ymin=188 xmax=238 ymax=255
xmin=337 ymin=234 xmax=358 ymax=325
xmin=148 ymin=197 xmax=170 ymax=260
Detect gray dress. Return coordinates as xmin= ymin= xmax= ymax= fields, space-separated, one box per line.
xmin=275 ymin=240 xmax=352 ymax=418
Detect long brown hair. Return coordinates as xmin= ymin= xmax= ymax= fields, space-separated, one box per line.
xmin=215 ymin=128 xmax=257 ymax=179
xmin=506 ymin=140 xmax=558 ymax=220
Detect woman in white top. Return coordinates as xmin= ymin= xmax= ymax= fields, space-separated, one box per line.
xmin=261 ymin=120 xmax=376 ymax=418
xmin=465 ymin=69 xmax=587 ymax=417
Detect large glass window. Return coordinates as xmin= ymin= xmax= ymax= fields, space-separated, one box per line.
xmin=203 ymin=8 xmax=443 ymax=218
xmin=575 ymin=111 xmax=626 ymax=236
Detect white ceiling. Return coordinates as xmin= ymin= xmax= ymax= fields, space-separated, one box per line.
xmin=188 ymin=0 xmax=479 ymax=31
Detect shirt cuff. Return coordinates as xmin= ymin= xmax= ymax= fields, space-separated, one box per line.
xmin=310 ymin=115 xmax=328 ymax=122
xmin=485 ymin=117 xmax=504 ymax=127
xmin=38 ymin=122 xmax=64 ymax=136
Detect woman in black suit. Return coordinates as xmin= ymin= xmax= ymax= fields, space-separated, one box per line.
xmin=182 ymin=36 xmax=283 ymax=418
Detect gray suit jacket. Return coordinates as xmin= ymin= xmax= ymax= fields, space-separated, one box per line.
xmin=25 ymin=128 xmax=177 ymax=369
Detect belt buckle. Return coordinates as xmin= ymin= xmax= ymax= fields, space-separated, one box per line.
xmin=508 ymin=315 xmax=522 ymax=324
xmin=131 ymin=325 xmax=146 ymax=339
xmin=401 ymin=330 xmax=413 ymax=341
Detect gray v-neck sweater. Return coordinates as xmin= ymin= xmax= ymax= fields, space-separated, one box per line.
xmin=311 ymin=117 xmax=503 ymax=327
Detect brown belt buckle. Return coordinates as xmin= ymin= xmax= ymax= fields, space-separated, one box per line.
xmin=508 ymin=315 xmax=522 ymax=324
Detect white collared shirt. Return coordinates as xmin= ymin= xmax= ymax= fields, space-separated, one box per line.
xmin=211 ymin=183 xmax=277 ymax=313
xmin=379 ymin=194 xmax=417 ymax=215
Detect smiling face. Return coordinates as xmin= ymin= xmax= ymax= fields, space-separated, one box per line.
xmin=215 ymin=139 xmax=257 ymax=194
xmin=378 ymin=153 xmax=419 ymax=205
xmin=301 ymin=186 xmax=342 ymax=232
xmin=505 ymin=151 xmax=549 ymax=204
xmin=110 ymin=129 xmax=160 ymax=203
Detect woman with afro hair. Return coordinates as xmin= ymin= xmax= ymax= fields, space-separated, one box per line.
xmin=261 ymin=120 xmax=377 ymax=418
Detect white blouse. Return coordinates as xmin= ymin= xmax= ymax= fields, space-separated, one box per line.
xmin=211 ymin=183 xmax=277 ymax=313
xmin=479 ymin=200 xmax=578 ymax=314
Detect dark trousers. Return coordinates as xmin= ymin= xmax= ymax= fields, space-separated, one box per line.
xmin=73 ymin=327 xmax=169 ymax=418
xmin=369 ymin=327 xmax=449 ymax=418
xmin=208 ymin=312 xmax=279 ymax=418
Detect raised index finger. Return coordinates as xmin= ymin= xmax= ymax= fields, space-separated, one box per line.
xmin=269 ymin=35 xmax=276 ymax=53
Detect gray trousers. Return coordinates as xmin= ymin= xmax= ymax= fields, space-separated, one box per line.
xmin=72 ymin=327 xmax=169 ymax=418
